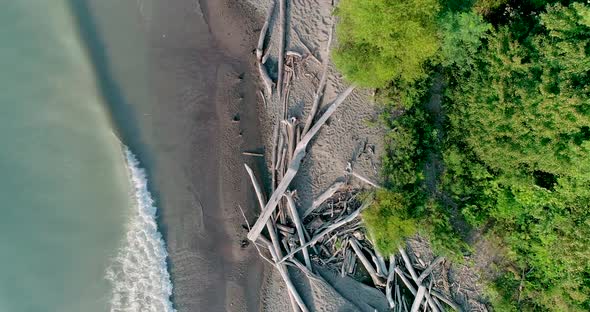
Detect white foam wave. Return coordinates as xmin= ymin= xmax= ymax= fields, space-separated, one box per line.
xmin=106 ymin=148 xmax=175 ymax=312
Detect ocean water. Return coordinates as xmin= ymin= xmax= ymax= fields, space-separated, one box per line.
xmin=0 ymin=1 xmax=173 ymax=311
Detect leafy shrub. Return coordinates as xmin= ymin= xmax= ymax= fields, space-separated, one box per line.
xmin=442 ymin=3 xmax=590 ymax=310
xmin=333 ymin=0 xmax=440 ymax=87
xmin=362 ymin=190 xmax=418 ymax=255
xmin=439 ymin=11 xmax=491 ymax=69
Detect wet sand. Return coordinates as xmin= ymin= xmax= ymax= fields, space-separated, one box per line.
xmin=72 ymin=0 xmax=265 ymax=310
xmin=144 ymin=0 xmax=265 ymax=311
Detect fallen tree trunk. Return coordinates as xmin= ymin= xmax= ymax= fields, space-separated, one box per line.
xmin=284 ymin=192 xmax=312 ymax=270
xmin=258 ymin=62 xmax=274 ymax=96
xmin=260 ymin=237 xmax=309 ymax=312
xmin=302 ymin=23 xmax=333 ymax=136
xmin=430 ymin=290 xmax=460 ymax=311
xmin=245 ymin=166 xmax=307 ymax=312
xmin=398 ymin=246 xmax=419 ymax=282
xmin=244 ymin=164 xmax=283 ymax=265
xmin=410 ymin=286 xmax=426 ymax=312
xmin=303 ymin=180 xmax=345 ymax=218
xmin=278 ymin=197 xmax=370 ymax=264
xmin=276 ymin=0 xmax=286 ymax=97
xmin=256 ymin=0 xmax=276 ymax=61
xmin=247 ymin=86 xmax=355 ymax=242
xmin=417 ymin=256 xmax=444 ymax=285
xmin=386 ymin=257 xmax=396 ymax=309
xmin=349 ymin=237 xmax=384 ymax=287
xmin=351 ymin=171 xmax=381 ymax=188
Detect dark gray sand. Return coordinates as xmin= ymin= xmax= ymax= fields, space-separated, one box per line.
xmin=74 ymin=0 xmax=264 ymax=310
xmin=144 ymin=1 xmax=265 ymax=311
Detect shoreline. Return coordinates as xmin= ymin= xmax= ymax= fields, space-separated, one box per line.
xmin=74 ymin=0 xmax=267 ymax=310
xmin=144 ymin=0 xmax=266 ymax=310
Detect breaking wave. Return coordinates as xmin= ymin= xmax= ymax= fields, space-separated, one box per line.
xmin=106 ymin=147 xmax=175 ymax=312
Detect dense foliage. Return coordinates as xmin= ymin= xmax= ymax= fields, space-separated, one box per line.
xmin=363 ymin=190 xmax=418 ymax=255
xmin=335 ymin=0 xmax=590 ymax=310
xmin=333 ymin=0 xmax=440 ymax=88
xmin=444 ymin=3 xmax=590 ymax=310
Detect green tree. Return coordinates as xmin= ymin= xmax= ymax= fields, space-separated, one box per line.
xmin=444 ymin=3 xmax=590 ymax=310
xmin=333 ymin=0 xmax=440 ymax=88
xmin=439 ymin=11 xmax=491 ymax=69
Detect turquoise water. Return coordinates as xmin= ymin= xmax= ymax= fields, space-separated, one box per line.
xmin=0 ymin=1 xmax=173 ymax=311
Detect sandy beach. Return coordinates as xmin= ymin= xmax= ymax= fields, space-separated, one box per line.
xmin=141 ymin=0 xmax=267 ymax=310
xmin=80 ymin=0 xmax=390 ymax=310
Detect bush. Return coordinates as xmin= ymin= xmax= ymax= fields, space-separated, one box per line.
xmin=439 ymin=11 xmax=491 ymax=69
xmin=362 ymin=190 xmax=418 ymax=255
xmin=442 ymin=3 xmax=590 ymax=310
xmin=333 ymin=0 xmax=440 ymax=88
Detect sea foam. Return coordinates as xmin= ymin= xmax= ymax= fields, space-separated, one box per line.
xmin=106 ymin=148 xmax=175 ymax=312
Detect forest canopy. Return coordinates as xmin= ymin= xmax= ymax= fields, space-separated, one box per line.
xmin=334 ymin=0 xmax=590 ymax=310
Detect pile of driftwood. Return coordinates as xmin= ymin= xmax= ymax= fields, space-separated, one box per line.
xmin=243 ymin=1 xmax=461 ymax=311
xmin=301 ymin=189 xmax=462 ymax=312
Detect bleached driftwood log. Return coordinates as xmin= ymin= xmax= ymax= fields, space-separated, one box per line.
xmin=417 ymin=256 xmax=444 ymax=285
xmin=351 ymin=171 xmax=381 ymax=188
xmin=256 ymin=0 xmax=276 ymax=61
xmin=276 ymin=0 xmax=287 ymax=97
xmin=258 ymin=62 xmax=274 ymax=96
xmin=245 ymin=165 xmax=307 ymax=312
xmin=259 ymin=237 xmax=309 ymax=312
xmin=410 ymin=286 xmax=426 ymax=312
xmin=386 ymin=257 xmax=396 ymax=309
xmin=302 ymin=23 xmax=333 ymax=136
xmin=303 ymin=180 xmax=346 ymax=218
xmin=431 ymin=290 xmax=460 ymax=311
xmin=279 ymin=197 xmax=369 ymax=263
xmin=248 ymin=86 xmax=355 ymax=242
xmin=349 ymin=237 xmax=384 ymax=287
xmin=398 ymin=246 xmax=419 ymax=282
xmin=284 ymin=191 xmax=312 ymax=270
xmin=243 ymin=151 xmax=264 ymax=157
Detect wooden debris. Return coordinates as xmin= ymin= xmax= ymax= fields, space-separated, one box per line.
xmin=247 ymin=86 xmax=355 ymax=242
xmin=276 ymin=223 xmax=296 ymax=235
xmin=276 ymin=0 xmax=287 ymax=97
xmin=431 ymin=290 xmax=460 ymax=311
xmin=263 ymin=238 xmax=309 ymax=312
xmin=284 ymin=191 xmax=312 ymax=271
xmin=279 ymin=198 xmax=369 ymax=264
xmin=286 ymin=50 xmax=303 ymax=58
xmin=256 ymin=0 xmax=276 ymax=61
xmin=303 ymin=180 xmax=346 ymax=218
xmin=350 ymin=236 xmax=384 ymax=287
xmin=386 ymin=256 xmax=396 ymax=309
xmin=351 ymin=171 xmax=381 ymax=188
xmin=410 ymin=286 xmax=426 ymax=312
xmin=417 ymin=256 xmax=444 ymax=285
xmin=246 ymin=7 xmax=463 ymax=311
xmin=243 ymin=151 xmax=264 ymax=157
xmin=302 ymin=21 xmax=333 ymax=136
xmin=399 ymin=246 xmax=419 ymax=282
xmin=258 ymin=62 xmax=274 ymax=96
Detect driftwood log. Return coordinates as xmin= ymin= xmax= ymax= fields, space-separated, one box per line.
xmin=276 ymin=0 xmax=287 ymax=97
xmin=349 ymin=237 xmax=384 ymax=286
xmin=303 ymin=180 xmax=346 ymax=218
xmin=256 ymin=0 xmax=275 ymax=61
xmin=278 ymin=197 xmax=369 ymax=263
xmin=302 ymin=22 xmax=333 ymax=136
xmin=284 ymin=191 xmax=312 ymax=270
xmin=247 ymin=86 xmax=355 ymax=242
xmin=245 ymin=165 xmax=308 ymax=312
